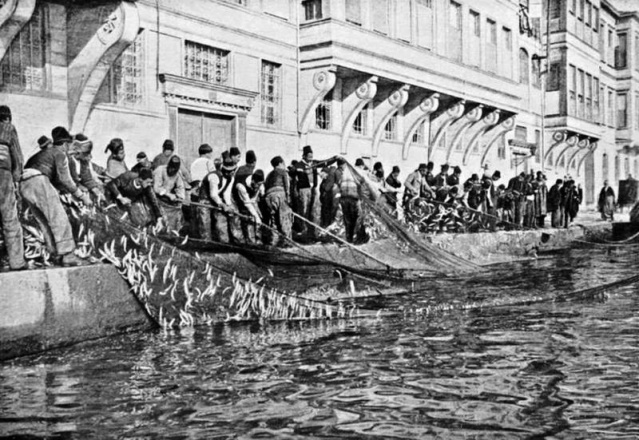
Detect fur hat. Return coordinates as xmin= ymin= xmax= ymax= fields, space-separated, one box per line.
xmin=302 ymin=145 xmax=313 ymax=156
xmin=418 ymin=163 xmax=428 ymax=171
xmin=162 ymin=139 xmax=174 ymax=151
xmin=492 ymin=170 xmax=501 ymax=180
xmin=52 ymin=126 xmax=73 ymax=145
xmin=198 ymin=143 xmax=212 ymax=155
xmin=252 ymin=169 xmax=265 ymax=183
xmin=229 ymin=147 xmax=241 ymax=158
xmin=453 ymin=166 xmax=462 ymax=174
xmin=392 ymin=165 xmax=400 ymax=174
xmin=245 ymin=150 xmax=257 ymax=164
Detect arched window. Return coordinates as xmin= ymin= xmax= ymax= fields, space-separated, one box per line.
xmin=519 ymin=48 xmax=529 ymax=84
xmin=602 ymin=153 xmax=609 ymax=180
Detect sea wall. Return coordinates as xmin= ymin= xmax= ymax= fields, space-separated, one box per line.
xmin=426 ymin=225 xmax=598 ymax=265
xmin=0 ymin=264 xmax=153 ymax=361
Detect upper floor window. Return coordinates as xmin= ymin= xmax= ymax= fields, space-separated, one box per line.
xmin=616 ymin=33 xmax=627 ymax=69
xmin=302 ymin=0 xmax=322 ymax=21
xmin=448 ymin=1 xmax=462 ymax=61
xmin=550 ymin=0 xmax=561 ymax=19
xmin=372 ymin=0 xmax=389 ymax=34
xmin=184 ymin=41 xmax=229 ymax=84
xmin=412 ymin=120 xmax=425 ymax=144
xmin=593 ymin=7 xmax=599 ymax=30
xmin=470 ymin=10 xmax=480 ymax=37
xmin=102 ymin=30 xmax=145 ymax=107
xmin=585 ymin=0 xmax=592 ymax=27
xmin=352 ymin=104 xmax=368 ymax=136
xmin=515 ymin=125 xmax=528 ymax=141
xmin=0 ymin=5 xmax=47 ymax=92
xmin=617 ymin=93 xmax=628 ymax=129
xmin=569 ymin=0 xmax=576 ymax=14
xmin=547 ymin=62 xmax=561 ymax=91
xmin=260 ymin=61 xmax=281 ymax=126
xmin=578 ymin=0 xmax=584 ymax=21
xmin=519 ymin=49 xmax=529 ymax=84
xmin=531 ymin=57 xmax=541 ymax=88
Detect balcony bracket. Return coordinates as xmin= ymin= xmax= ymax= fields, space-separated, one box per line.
xmin=428 ymin=100 xmax=465 ymax=161
xmin=298 ymin=68 xmax=337 ymax=145
xmin=480 ymin=116 xmax=516 ymax=165
xmin=371 ymin=84 xmax=410 ymax=157
xmin=402 ymin=93 xmax=440 ymax=160
xmin=462 ymin=110 xmax=501 ymax=165
xmin=340 ymin=76 xmax=377 ymax=154
xmin=446 ymin=105 xmax=483 ymax=163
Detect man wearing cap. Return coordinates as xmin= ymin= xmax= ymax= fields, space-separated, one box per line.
xmin=105 ymin=138 xmax=128 ymax=178
xmin=70 ymin=134 xmax=105 ymax=204
xmin=482 ymin=170 xmax=501 ymax=231
xmin=233 ymin=169 xmax=265 ymax=243
xmin=403 ymin=163 xmax=433 ymax=213
xmin=547 ymin=179 xmax=564 ymax=227
xmin=21 ymin=126 xmax=92 ymax=266
xmin=152 ymin=139 xmax=192 ymax=186
xmin=106 ymin=167 xmax=163 ymax=227
xmin=533 ymin=171 xmax=548 ymax=227
xmin=319 ymin=165 xmax=339 ymax=228
xmin=384 ymin=166 xmax=402 ymax=211
xmin=235 ymin=150 xmax=256 ymax=183
xmin=37 ymin=135 xmax=52 ymax=150
xmin=507 ymin=171 xmax=527 ymax=227
xmin=153 ymin=156 xmax=186 ymax=232
xmin=263 ymin=156 xmax=292 ymax=245
xmin=434 ymin=164 xmax=450 ymax=201
xmin=190 ymin=143 xmax=215 ymax=187
xmin=292 ymin=145 xmax=337 ymax=241
xmin=198 ymin=151 xmax=239 ymax=242
xmin=336 ymin=157 xmax=368 ymax=244
xmin=0 ymin=105 xmax=26 ymax=270
xmin=131 ymin=152 xmax=151 ymax=174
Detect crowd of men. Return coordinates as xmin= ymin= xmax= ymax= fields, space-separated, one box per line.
xmin=0 ymin=103 xmax=598 ymax=271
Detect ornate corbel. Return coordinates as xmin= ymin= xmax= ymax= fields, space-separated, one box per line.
xmin=577 ymin=142 xmax=598 ymax=176
xmin=340 ymin=76 xmax=377 ymax=154
xmin=69 ymin=1 xmax=140 ymax=132
xmin=298 ymin=69 xmax=337 ymax=137
xmin=544 ymin=131 xmax=568 ymax=165
xmin=428 ymin=100 xmax=465 ymax=160
xmin=462 ymin=109 xmax=500 ymax=165
xmin=446 ymin=105 xmax=483 ymax=163
xmin=480 ymin=116 xmax=516 ymax=165
xmin=554 ymin=135 xmax=579 ymax=170
xmin=0 ymin=0 xmax=36 ymax=63
xmin=371 ymin=84 xmax=410 ymax=157
xmin=402 ymin=93 xmax=439 ymax=159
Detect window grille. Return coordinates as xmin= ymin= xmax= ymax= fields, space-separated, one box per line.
xmin=260 ymin=61 xmax=280 ymax=126
xmin=104 ymin=31 xmax=144 ymax=107
xmin=0 ymin=5 xmax=46 ymax=91
xmin=352 ymin=105 xmax=368 ymax=136
xmin=384 ymin=114 xmax=397 ymax=141
xmin=184 ymin=41 xmax=229 ymax=85
xmin=315 ymin=91 xmax=332 ymax=130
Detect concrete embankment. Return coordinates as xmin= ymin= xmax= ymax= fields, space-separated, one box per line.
xmin=0 ymin=264 xmax=153 ymax=361
xmin=427 ymin=223 xmax=607 ymax=265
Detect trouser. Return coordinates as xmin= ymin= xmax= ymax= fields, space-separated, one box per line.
xmin=550 ymin=209 xmax=561 ymax=227
xmin=0 ymin=170 xmax=25 ymax=269
xmin=211 ymin=209 xmax=242 ymax=243
xmin=265 ymin=190 xmax=292 ymax=245
xmin=296 ymin=187 xmax=320 ymax=239
xmin=340 ymin=196 xmax=366 ymax=244
xmin=320 ymin=191 xmax=339 ymax=228
xmin=158 ymin=199 xmax=184 ymax=233
xmin=20 ymin=174 xmax=75 ymax=255
xmin=537 ymin=215 xmax=546 ymax=228
xmin=514 ymin=198 xmax=526 ymax=226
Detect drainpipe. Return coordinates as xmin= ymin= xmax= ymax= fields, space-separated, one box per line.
xmin=296 ymin=1 xmax=301 ymax=147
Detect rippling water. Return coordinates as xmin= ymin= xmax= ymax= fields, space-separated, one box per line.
xmin=2 ymin=247 xmax=639 ymax=439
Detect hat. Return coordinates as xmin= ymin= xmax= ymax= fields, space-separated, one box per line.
xmin=52 ymin=126 xmax=73 ymax=144
xmin=302 ymin=145 xmax=313 ymax=156
xmin=492 ymin=170 xmax=501 ymax=179
xmin=105 ymin=138 xmax=124 ymax=154
xmin=198 ymin=143 xmax=212 ymax=155
xmin=252 ymin=169 xmax=265 ymax=183
xmin=418 ymin=163 xmax=428 ymax=171
xmin=471 ymin=173 xmax=479 ymax=181
xmin=221 ymin=151 xmax=236 ymax=171
xmin=229 ymin=147 xmax=241 ymax=157
xmin=355 ymin=158 xmax=366 ymax=167
xmin=453 ymin=166 xmax=462 ymax=174
xmin=427 ymin=161 xmax=434 ymax=170
xmin=37 ymin=135 xmax=52 ymax=149
xmin=138 ymin=168 xmax=153 ymax=180
xmin=168 ymin=155 xmax=181 ymax=167
xmin=373 ymin=161 xmax=383 ymax=171
xmin=519 ymin=171 xmax=526 ymax=177
xmin=271 ymin=156 xmax=284 ymax=168
xmin=0 ymin=105 xmax=11 ymax=119
xmin=245 ymin=150 xmax=256 ymax=164
xmin=162 ymin=139 xmax=174 ymax=151
xmin=336 ymin=157 xmax=346 ymax=166
xmin=392 ymin=166 xmax=400 ymax=174
xmin=136 ymin=152 xmax=147 ymax=160
xmin=73 ymin=133 xmax=93 ymax=154
xmin=441 ymin=164 xmax=449 ymax=170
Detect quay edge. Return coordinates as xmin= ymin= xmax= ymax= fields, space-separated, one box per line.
xmin=0 ymin=264 xmax=153 ymax=362
xmin=0 ymin=224 xmax=611 ymax=361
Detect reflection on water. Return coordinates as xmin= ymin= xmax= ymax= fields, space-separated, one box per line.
xmin=2 ymin=248 xmax=639 ymax=439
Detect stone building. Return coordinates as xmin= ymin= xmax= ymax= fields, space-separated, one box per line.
xmin=0 ymin=0 xmax=635 ymax=205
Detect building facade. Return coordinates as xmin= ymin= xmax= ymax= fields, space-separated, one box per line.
xmin=0 ymin=0 xmax=635 ymax=205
